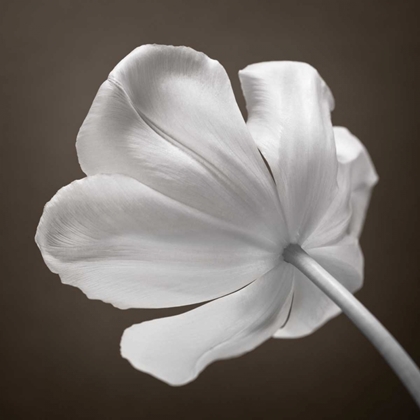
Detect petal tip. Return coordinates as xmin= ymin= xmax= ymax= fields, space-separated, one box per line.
xmin=239 ymin=60 xmax=335 ymax=112
xmin=120 ymin=325 xmax=196 ymax=387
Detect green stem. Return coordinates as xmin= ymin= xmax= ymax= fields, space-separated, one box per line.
xmin=283 ymin=243 xmax=420 ymax=408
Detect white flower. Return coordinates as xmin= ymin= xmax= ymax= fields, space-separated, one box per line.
xmin=36 ymin=45 xmax=378 ymax=386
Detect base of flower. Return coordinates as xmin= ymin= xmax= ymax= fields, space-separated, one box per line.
xmin=283 ymin=243 xmax=420 ymax=409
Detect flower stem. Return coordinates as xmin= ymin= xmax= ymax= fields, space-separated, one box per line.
xmin=283 ymin=243 xmax=420 ymax=408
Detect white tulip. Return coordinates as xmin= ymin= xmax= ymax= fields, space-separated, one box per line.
xmin=36 ymin=46 xmax=420 ymax=406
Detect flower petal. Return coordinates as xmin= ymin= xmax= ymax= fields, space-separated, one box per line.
xmin=334 ymin=127 xmax=378 ymax=237
xmin=274 ymin=236 xmax=363 ymax=338
xmin=76 ymin=45 xmax=284 ymax=241
xmin=304 ymin=128 xmax=378 ymax=248
xmin=239 ymin=61 xmax=337 ymax=243
xmin=120 ymin=262 xmax=293 ymax=385
xmin=302 ymin=163 xmax=352 ymax=249
xmin=36 ymin=175 xmax=283 ymax=309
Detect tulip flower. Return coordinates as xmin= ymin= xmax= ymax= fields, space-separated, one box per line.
xmin=36 ymin=45 xmax=420 ymax=404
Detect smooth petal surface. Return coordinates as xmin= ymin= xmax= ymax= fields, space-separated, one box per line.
xmin=76 ymin=45 xmax=284 ymax=242
xmin=274 ymin=236 xmax=363 ymax=338
xmin=334 ymin=127 xmax=378 ymax=237
xmin=239 ymin=61 xmax=337 ymax=243
xmin=302 ymin=163 xmax=352 ymax=249
xmin=36 ymin=175 xmax=282 ymax=309
xmin=121 ymin=262 xmax=294 ymax=385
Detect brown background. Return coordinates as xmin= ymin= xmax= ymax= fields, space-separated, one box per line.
xmin=1 ymin=0 xmax=420 ymax=419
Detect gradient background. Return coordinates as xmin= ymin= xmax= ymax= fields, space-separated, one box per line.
xmin=1 ymin=0 xmax=420 ymax=418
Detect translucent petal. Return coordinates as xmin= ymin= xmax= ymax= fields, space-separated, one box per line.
xmin=76 ymin=45 xmax=285 ymax=242
xmin=36 ymin=175 xmax=282 ymax=309
xmin=239 ymin=61 xmax=337 ymax=243
xmin=303 ymin=163 xmax=352 ymax=248
xmin=334 ymin=127 xmax=378 ymax=237
xmin=121 ymin=262 xmax=293 ymax=385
